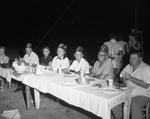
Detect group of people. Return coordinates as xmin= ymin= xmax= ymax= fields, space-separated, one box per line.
xmin=0 ymin=31 xmax=149 ymax=119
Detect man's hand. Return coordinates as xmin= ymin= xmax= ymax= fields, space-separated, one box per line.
xmin=123 ymin=72 xmax=132 ymax=80
xmin=92 ymin=83 xmax=102 ymax=88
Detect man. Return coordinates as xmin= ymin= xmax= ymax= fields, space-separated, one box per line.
xmin=64 ymin=46 xmax=89 ymax=74
xmin=104 ymin=33 xmax=123 ymax=82
xmin=89 ymin=45 xmax=113 ymax=80
xmin=0 ymin=46 xmax=9 ymax=64
xmin=21 ymin=43 xmax=39 ymax=65
xmin=14 ymin=43 xmax=39 ymax=92
xmin=112 ymin=51 xmax=150 ymax=119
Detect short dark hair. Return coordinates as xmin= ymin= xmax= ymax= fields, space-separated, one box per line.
xmin=130 ymin=50 xmax=143 ymax=58
xmin=43 ymin=46 xmax=50 ymax=51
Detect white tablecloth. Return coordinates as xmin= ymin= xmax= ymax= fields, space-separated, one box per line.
xmin=0 ymin=67 xmax=12 ymax=83
xmin=21 ymin=71 xmax=133 ymax=119
xmin=0 ymin=68 xmax=134 ymax=119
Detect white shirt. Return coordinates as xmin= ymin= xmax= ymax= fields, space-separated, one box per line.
xmin=69 ymin=58 xmax=90 ymax=74
xmin=92 ymin=59 xmax=114 ymax=79
xmin=120 ymin=61 xmax=150 ymax=98
xmin=51 ymin=56 xmax=70 ymax=71
xmin=23 ymin=51 xmax=39 ymax=65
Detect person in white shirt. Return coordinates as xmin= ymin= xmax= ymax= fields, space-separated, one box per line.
xmin=21 ymin=43 xmax=39 ymax=65
xmin=89 ymin=45 xmax=113 ymax=80
xmin=112 ymin=51 xmax=150 ymax=119
xmin=14 ymin=43 xmax=39 ymax=92
xmin=64 ymin=46 xmax=89 ymax=74
xmin=50 ymin=43 xmax=70 ymax=72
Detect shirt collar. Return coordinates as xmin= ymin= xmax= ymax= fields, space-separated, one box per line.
xmin=110 ymin=39 xmax=116 ymax=43
xmin=57 ymin=56 xmax=64 ymax=60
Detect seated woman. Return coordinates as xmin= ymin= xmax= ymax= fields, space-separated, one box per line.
xmin=40 ymin=46 xmax=53 ymax=66
xmin=0 ymin=46 xmax=9 ymax=64
xmin=89 ymin=45 xmax=114 ymax=80
xmin=0 ymin=46 xmax=9 ymax=91
xmin=49 ymin=43 xmax=70 ymax=71
xmin=64 ymin=46 xmax=90 ymax=74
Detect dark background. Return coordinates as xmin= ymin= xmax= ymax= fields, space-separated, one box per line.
xmin=1 ymin=0 xmax=150 ymax=65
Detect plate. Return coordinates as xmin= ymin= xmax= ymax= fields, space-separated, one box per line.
xmin=64 ymin=73 xmax=77 ymax=78
xmin=62 ymin=82 xmax=77 ymax=86
xmin=101 ymin=87 xmax=119 ymax=93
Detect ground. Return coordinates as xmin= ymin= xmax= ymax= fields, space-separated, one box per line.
xmin=0 ymin=80 xmax=101 ymax=119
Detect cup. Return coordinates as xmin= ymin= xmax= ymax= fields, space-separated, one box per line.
xmin=108 ymin=79 xmax=113 ymax=87
xmin=80 ymin=71 xmax=84 ymax=78
xmin=58 ymin=68 xmax=62 ymax=74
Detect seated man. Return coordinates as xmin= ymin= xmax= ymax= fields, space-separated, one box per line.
xmin=112 ymin=51 xmax=150 ymax=119
xmin=40 ymin=46 xmax=53 ymax=66
xmin=0 ymin=46 xmax=9 ymax=64
xmin=89 ymin=45 xmax=113 ymax=80
xmin=14 ymin=43 xmax=39 ymax=92
xmin=64 ymin=46 xmax=90 ymax=74
xmin=21 ymin=43 xmax=39 ymax=65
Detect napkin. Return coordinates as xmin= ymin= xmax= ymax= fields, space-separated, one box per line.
xmin=1 ymin=109 xmax=21 ymax=119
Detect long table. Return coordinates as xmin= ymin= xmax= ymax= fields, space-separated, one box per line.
xmin=0 ymin=68 xmax=134 ymax=119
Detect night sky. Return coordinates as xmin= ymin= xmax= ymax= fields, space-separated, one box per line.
xmin=1 ymin=0 xmax=150 ymax=64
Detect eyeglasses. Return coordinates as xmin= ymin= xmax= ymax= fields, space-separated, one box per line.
xmin=98 ymin=54 xmax=107 ymax=57
xmin=43 ymin=50 xmax=49 ymax=52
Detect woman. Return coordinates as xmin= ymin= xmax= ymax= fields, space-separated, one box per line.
xmin=40 ymin=46 xmax=53 ymax=66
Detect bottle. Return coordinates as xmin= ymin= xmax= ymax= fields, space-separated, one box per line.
xmin=80 ymin=70 xmax=84 ymax=78
xmin=58 ymin=68 xmax=62 ymax=74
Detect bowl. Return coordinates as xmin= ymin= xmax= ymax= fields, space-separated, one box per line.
xmin=75 ymin=77 xmax=90 ymax=85
xmin=13 ymin=65 xmax=27 ymax=73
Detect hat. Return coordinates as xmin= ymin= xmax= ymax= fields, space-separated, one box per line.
xmin=26 ymin=43 xmax=32 ymax=49
xmin=75 ymin=46 xmax=83 ymax=54
xmin=100 ymin=45 xmax=108 ymax=54
xmin=58 ymin=43 xmax=67 ymax=52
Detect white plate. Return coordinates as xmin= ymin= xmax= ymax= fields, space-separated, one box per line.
xmin=101 ymin=87 xmax=119 ymax=93
xmin=62 ymin=82 xmax=77 ymax=86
